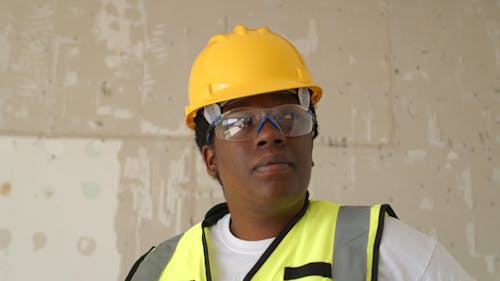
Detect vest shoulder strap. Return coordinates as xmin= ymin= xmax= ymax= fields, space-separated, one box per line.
xmin=333 ymin=204 xmax=396 ymax=281
xmin=126 ymin=233 xmax=183 ymax=281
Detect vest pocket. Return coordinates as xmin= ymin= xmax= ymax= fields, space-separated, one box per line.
xmin=284 ymin=262 xmax=332 ymax=280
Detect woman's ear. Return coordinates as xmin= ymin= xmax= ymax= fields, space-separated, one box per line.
xmin=202 ymin=145 xmax=218 ymax=177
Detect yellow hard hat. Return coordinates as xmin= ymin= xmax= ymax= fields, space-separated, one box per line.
xmin=185 ymin=24 xmax=323 ymax=129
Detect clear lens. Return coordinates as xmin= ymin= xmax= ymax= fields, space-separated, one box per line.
xmin=213 ymin=104 xmax=313 ymax=141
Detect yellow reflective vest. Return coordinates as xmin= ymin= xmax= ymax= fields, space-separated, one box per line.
xmin=126 ymin=199 xmax=397 ymax=281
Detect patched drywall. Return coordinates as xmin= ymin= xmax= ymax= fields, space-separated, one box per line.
xmin=0 ymin=137 xmax=122 ymax=280
xmin=0 ymin=1 xmax=499 ymax=281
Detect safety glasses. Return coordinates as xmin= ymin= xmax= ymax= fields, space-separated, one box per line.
xmin=207 ymin=104 xmax=315 ymax=142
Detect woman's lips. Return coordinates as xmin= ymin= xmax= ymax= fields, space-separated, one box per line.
xmin=253 ymin=155 xmax=293 ymax=174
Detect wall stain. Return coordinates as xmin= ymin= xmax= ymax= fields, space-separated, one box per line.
xmin=0 ymin=228 xmax=12 ymax=250
xmin=1 ymin=182 xmax=12 ymax=196
xmin=81 ymin=181 xmax=101 ymax=200
xmin=101 ymin=81 xmax=112 ymax=96
xmin=43 ymin=189 xmax=54 ymax=199
xmin=85 ymin=141 xmax=103 ymax=158
xmin=105 ymin=2 xmax=119 ymax=17
xmin=32 ymin=232 xmax=47 ymax=251
xmin=77 ymin=236 xmax=97 ymax=256
xmin=34 ymin=186 xmax=54 ymax=199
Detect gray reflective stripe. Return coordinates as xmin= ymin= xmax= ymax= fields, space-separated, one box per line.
xmin=332 ymin=206 xmax=371 ymax=281
xmin=131 ymin=234 xmax=183 ymax=281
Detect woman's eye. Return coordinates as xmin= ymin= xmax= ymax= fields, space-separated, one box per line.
xmin=222 ymin=118 xmax=239 ymax=126
xmin=224 ymin=117 xmax=252 ymax=128
xmin=281 ymin=112 xmax=295 ymax=120
xmin=238 ymin=117 xmax=253 ymax=127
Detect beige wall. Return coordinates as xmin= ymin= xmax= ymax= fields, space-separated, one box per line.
xmin=0 ymin=0 xmax=499 ymax=280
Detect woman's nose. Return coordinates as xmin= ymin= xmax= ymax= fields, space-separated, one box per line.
xmin=254 ymin=115 xmax=286 ymax=148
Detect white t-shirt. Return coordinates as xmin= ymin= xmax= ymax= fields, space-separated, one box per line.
xmin=208 ymin=213 xmax=473 ymax=281
xmin=209 ymin=214 xmax=274 ymax=280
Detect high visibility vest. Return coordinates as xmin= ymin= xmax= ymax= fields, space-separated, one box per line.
xmin=126 ymin=199 xmax=397 ymax=281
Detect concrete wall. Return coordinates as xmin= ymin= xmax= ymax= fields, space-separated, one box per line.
xmin=0 ymin=0 xmax=499 ymax=280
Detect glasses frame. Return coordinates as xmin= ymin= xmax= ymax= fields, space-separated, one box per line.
xmin=206 ymin=104 xmax=316 ymax=143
